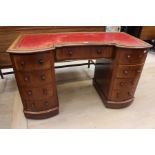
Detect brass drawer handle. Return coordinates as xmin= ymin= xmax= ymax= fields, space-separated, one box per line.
xmin=120 ymin=82 xmax=129 ymax=86
xmin=44 ymin=101 xmax=49 ymax=106
xmin=120 ymin=82 xmax=127 ymax=86
xmin=120 ymin=82 xmax=124 ymax=86
xmin=144 ymin=50 xmax=147 ymax=54
xmin=38 ymin=59 xmax=44 ymax=64
xmin=127 ymin=55 xmax=131 ymax=59
xmin=27 ymin=90 xmax=32 ymax=96
xmin=97 ymin=49 xmax=102 ymax=54
xmin=68 ymin=50 xmax=73 ymax=56
xmin=137 ymin=70 xmax=141 ymax=73
xmin=24 ymin=76 xmax=29 ymax=81
xmin=41 ymin=74 xmax=46 ymax=80
xmin=31 ymin=102 xmax=36 ymax=109
xmin=123 ymin=70 xmax=129 ymax=74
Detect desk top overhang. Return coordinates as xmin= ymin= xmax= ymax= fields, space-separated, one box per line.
xmin=7 ymin=32 xmax=152 ymax=54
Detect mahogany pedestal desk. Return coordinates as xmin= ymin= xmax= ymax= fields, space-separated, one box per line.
xmin=7 ymin=32 xmax=152 ymax=119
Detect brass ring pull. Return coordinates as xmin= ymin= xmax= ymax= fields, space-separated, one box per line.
xmin=24 ymin=76 xmax=29 ymax=81
xmin=123 ymin=70 xmax=128 ymax=74
xmin=68 ymin=50 xmax=73 ymax=56
xmin=120 ymin=82 xmax=124 ymax=86
xmin=120 ymin=82 xmax=128 ymax=86
xmin=44 ymin=101 xmax=49 ymax=106
xmin=144 ymin=50 xmax=147 ymax=54
xmin=137 ymin=70 xmax=141 ymax=73
xmin=27 ymin=90 xmax=32 ymax=96
xmin=41 ymin=75 xmax=46 ymax=80
xmin=127 ymin=55 xmax=131 ymax=59
xmin=31 ymin=102 xmax=35 ymax=108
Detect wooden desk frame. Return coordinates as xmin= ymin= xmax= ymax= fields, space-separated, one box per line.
xmin=7 ymin=32 xmax=152 ymax=119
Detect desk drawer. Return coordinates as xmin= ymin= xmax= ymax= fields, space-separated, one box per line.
xmin=56 ymin=46 xmax=113 ymax=61
xmin=12 ymin=52 xmax=52 ymax=71
xmin=110 ymin=78 xmax=138 ymax=101
xmin=20 ymin=85 xmax=53 ymax=100
xmin=16 ymin=68 xmax=53 ymax=87
xmin=23 ymin=97 xmax=58 ymax=112
xmin=112 ymin=78 xmax=138 ymax=90
xmin=116 ymin=64 xmax=143 ymax=78
xmin=110 ymin=88 xmax=135 ymax=101
xmin=118 ymin=49 xmax=147 ymax=65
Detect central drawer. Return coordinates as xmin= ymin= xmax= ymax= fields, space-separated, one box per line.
xmin=56 ymin=46 xmax=113 ymax=61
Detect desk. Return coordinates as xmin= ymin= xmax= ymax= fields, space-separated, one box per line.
xmin=7 ymin=32 xmax=152 ymax=119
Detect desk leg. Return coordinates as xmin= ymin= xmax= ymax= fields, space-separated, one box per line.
xmin=0 ymin=69 xmax=4 ymax=79
xmin=93 ymin=58 xmax=134 ymax=108
xmin=93 ymin=48 xmax=147 ymax=109
xmin=10 ymin=52 xmax=59 ymax=119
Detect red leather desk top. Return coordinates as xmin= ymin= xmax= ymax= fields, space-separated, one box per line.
xmin=7 ymin=32 xmax=152 ymax=53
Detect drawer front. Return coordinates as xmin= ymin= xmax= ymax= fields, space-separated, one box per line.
xmin=112 ymin=78 xmax=138 ymax=90
xmin=110 ymin=88 xmax=135 ymax=101
xmin=20 ymin=85 xmax=54 ymax=100
xmin=118 ymin=50 xmax=147 ymax=64
xmin=16 ymin=69 xmax=53 ymax=87
xmin=56 ymin=46 xmax=113 ymax=61
xmin=12 ymin=52 xmax=52 ymax=71
xmin=23 ymin=97 xmax=58 ymax=112
xmin=116 ymin=64 xmax=143 ymax=78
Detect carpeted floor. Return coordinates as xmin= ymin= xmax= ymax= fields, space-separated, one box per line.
xmin=0 ymin=51 xmax=155 ymax=128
